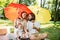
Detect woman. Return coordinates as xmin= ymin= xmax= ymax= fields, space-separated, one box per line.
xmin=27 ymin=13 xmax=48 ymax=40
xmin=14 ymin=11 xmax=30 ymax=40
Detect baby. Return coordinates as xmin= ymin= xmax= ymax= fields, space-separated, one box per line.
xmin=17 ymin=23 xmax=30 ymax=40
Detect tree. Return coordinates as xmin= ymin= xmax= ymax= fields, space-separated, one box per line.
xmin=19 ymin=0 xmax=32 ymax=6
xmin=54 ymin=0 xmax=58 ymax=22
xmin=19 ymin=0 xmax=37 ymax=6
xmin=0 ymin=0 xmax=12 ymax=19
xmin=40 ymin=0 xmax=43 ymax=7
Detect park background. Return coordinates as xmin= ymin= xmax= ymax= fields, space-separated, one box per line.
xmin=0 ymin=0 xmax=60 ymax=40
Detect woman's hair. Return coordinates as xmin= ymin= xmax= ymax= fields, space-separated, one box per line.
xmin=18 ymin=11 xmax=28 ymax=20
xmin=28 ymin=13 xmax=35 ymax=21
xmin=21 ymin=11 xmax=28 ymax=18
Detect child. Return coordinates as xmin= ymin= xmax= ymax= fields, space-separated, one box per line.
xmin=17 ymin=23 xmax=30 ymax=40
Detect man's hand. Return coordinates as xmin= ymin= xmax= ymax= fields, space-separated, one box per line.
xmin=33 ymin=26 xmax=40 ymax=32
xmin=32 ymin=23 xmax=36 ymax=29
xmin=32 ymin=23 xmax=40 ymax=32
xmin=33 ymin=26 xmax=37 ymax=29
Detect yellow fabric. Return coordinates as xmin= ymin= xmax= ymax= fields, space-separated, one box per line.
xmin=28 ymin=6 xmax=51 ymax=23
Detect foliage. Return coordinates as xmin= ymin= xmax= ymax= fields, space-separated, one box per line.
xmin=40 ymin=0 xmax=60 ymax=21
xmin=19 ymin=0 xmax=38 ymax=6
xmin=0 ymin=0 xmax=13 ymax=16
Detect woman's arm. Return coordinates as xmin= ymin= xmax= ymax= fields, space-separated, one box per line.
xmin=16 ymin=30 xmax=20 ymax=37
xmin=14 ymin=19 xmax=17 ymax=27
xmin=23 ymin=26 xmax=28 ymax=33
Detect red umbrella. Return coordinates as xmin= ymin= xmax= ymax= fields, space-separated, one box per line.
xmin=4 ymin=3 xmax=32 ymax=22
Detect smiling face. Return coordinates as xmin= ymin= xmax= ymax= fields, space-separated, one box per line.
xmin=28 ymin=14 xmax=32 ymax=20
xmin=28 ymin=13 xmax=35 ymax=21
xmin=22 ymin=12 xmax=27 ymax=19
xmin=21 ymin=11 xmax=28 ymax=19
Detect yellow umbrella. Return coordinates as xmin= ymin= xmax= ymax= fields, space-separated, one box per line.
xmin=28 ymin=6 xmax=51 ymax=23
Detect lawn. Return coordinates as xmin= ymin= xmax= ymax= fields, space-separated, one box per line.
xmin=40 ymin=23 xmax=60 ymax=40
xmin=0 ymin=19 xmax=13 ymax=26
xmin=0 ymin=19 xmax=60 ymax=40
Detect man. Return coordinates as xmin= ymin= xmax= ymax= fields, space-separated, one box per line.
xmin=27 ymin=13 xmax=48 ymax=40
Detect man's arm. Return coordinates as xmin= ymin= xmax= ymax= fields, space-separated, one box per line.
xmin=33 ymin=26 xmax=40 ymax=32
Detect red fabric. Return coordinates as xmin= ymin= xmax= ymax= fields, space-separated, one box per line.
xmin=4 ymin=3 xmax=32 ymax=22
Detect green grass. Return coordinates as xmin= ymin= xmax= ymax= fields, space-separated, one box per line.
xmin=0 ymin=19 xmax=13 ymax=26
xmin=0 ymin=19 xmax=60 ymax=40
xmin=10 ymin=28 xmax=14 ymax=33
xmin=40 ymin=25 xmax=60 ymax=40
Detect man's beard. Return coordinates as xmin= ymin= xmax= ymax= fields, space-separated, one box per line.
xmin=28 ymin=19 xmax=32 ymax=21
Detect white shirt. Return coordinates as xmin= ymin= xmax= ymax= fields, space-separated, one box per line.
xmin=14 ymin=18 xmax=27 ymax=37
xmin=17 ymin=29 xmax=23 ymax=36
xmin=27 ymin=21 xmax=40 ymax=34
xmin=14 ymin=28 xmax=18 ymax=38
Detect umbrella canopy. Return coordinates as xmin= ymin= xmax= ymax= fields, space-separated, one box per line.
xmin=28 ymin=6 xmax=51 ymax=23
xmin=4 ymin=3 xmax=32 ymax=22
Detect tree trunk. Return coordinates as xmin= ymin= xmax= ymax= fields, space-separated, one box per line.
xmin=41 ymin=0 xmax=42 ymax=7
xmin=54 ymin=0 xmax=58 ymax=23
xmin=43 ymin=0 xmax=46 ymax=8
xmin=19 ymin=0 xmax=21 ymax=4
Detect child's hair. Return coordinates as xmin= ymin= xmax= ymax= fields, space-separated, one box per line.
xmin=21 ymin=11 xmax=28 ymax=18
